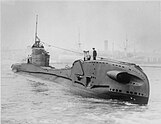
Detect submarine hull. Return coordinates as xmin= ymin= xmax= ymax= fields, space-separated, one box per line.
xmin=11 ymin=60 xmax=149 ymax=105
xmin=12 ymin=16 xmax=149 ymax=105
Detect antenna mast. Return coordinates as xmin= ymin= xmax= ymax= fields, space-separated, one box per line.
xmin=78 ymin=27 xmax=81 ymax=51
xmin=124 ymin=34 xmax=128 ymax=57
xmin=35 ymin=15 xmax=38 ymax=43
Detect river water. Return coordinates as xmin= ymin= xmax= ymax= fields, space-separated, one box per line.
xmin=1 ymin=49 xmax=161 ymax=124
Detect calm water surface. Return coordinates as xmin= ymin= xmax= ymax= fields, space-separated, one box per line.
xmin=1 ymin=50 xmax=161 ymax=124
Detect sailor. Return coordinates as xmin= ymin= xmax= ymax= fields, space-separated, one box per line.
xmin=27 ymin=55 xmax=30 ymax=63
xmin=83 ymin=51 xmax=91 ymax=61
xmin=27 ymin=58 xmax=30 ymax=63
xmin=92 ymin=48 xmax=97 ymax=60
xmin=87 ymin=54 xmax=91 ymax=60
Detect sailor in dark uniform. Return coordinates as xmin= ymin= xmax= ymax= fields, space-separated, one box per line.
xmin=92 ymin=48 xmax=97 ymax=60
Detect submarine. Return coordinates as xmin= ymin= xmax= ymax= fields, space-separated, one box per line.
xmin=11 ymin=16 xmax=149 ymax=105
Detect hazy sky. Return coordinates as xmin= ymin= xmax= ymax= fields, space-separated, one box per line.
xmin=1 ymin=1 xmax=161 ymax=53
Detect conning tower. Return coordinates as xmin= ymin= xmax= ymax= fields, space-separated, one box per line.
xmin=29 ymin=15 xmax=50 ymax=67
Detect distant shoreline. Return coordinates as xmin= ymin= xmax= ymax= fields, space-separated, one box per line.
xmin=140 ymin=64 xmax=161 ymax=68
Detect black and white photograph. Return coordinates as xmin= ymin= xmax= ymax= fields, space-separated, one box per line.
xmin=1 ymin=0 xmax=161 ymax=124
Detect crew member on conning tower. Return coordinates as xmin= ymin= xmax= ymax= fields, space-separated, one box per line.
xmin=83 ymin=50 xmax=91 ymax=61
xmin=92 ymin=48 xmax=97 ymax=60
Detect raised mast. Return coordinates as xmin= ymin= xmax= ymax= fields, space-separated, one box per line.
xmin=78 ymin=27 xmax=82 ymax=51
xmin=32 ymin=15 xmax=43 ymax=48
xmin=35 ymin=15 xmax=38 ymax=43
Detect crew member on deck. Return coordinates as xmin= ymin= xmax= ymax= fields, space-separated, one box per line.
xmin=92 ymin=48 xmax=97 ymax=60
xmin=83 ymin=51 xmax=91 ymax=61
